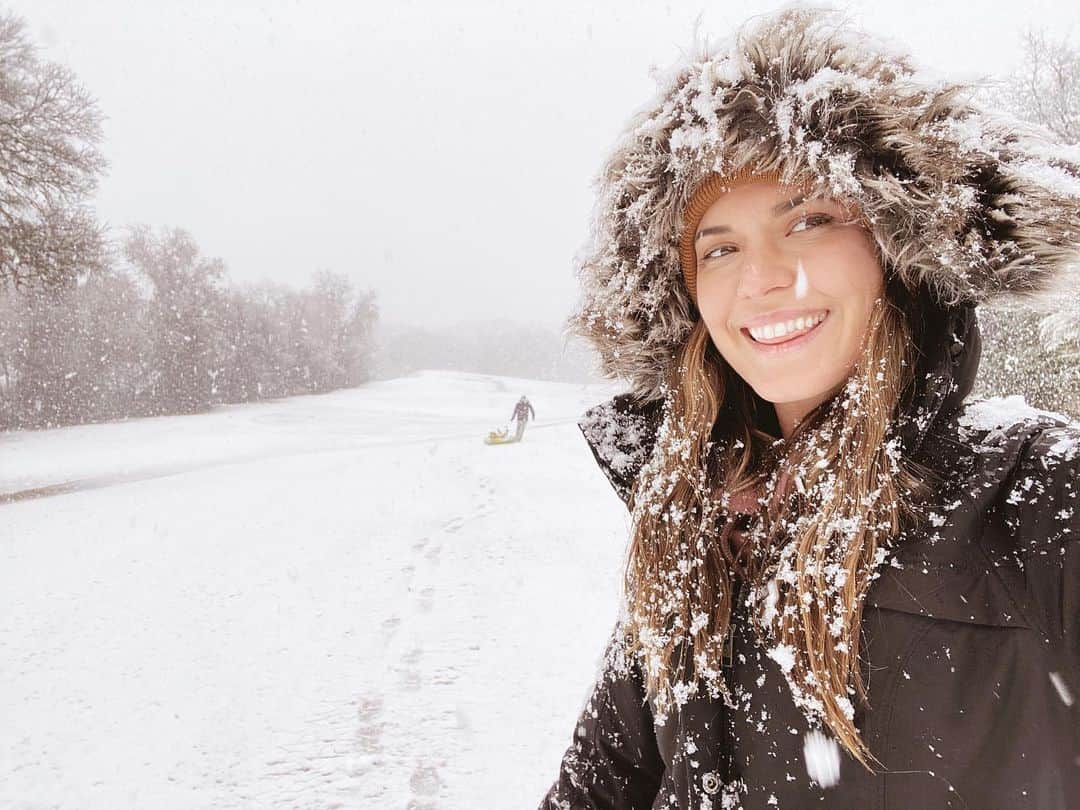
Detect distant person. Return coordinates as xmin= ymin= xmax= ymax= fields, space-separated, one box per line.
xmin=510 ymin=395 xmax=535 ymax=442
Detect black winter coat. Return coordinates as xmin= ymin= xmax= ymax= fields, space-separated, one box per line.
xmin=540 ymin=305 xmax=1080 ymax=809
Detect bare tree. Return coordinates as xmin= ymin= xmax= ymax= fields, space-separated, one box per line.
xmin=1003 ymin=29 xmax=1080 ymax=143
xmin=122 ymin=225 xmax=226 ymax=413
xmin=973 ymin=30 xmax=1080 ymax=418
xmin=0 ymin=13 xmax=107 ymax=288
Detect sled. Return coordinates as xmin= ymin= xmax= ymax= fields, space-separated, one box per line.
xmin=484 ymin=427 xmax=518 ymax=445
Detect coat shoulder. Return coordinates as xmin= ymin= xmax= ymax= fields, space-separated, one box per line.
xmin=577 ymin=393 xmax=663 ymax=506
xmin=926 ymin=395 xmax=1079 ymax=551
xmin=924 ymin=395 xmax=1077 ymax=494
xmin=996 ymin=415 xmax=1080 ymax=556
xmin=947 ymin=396 xmax=1079 ymax=520
xmin=875 ymin=396 xmax=1078 ymax=623
xmin=934 ymin=396 xmax=1080 ymax=643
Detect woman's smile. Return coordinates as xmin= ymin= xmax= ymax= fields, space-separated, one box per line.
xmin=741 ymin=309 xmax=830 ymax=350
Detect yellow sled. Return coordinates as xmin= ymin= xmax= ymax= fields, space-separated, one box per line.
xmin=484 ymin=427 xmax=517 ymax=445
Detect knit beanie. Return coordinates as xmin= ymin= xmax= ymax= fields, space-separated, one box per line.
xmin=678 ymin=168 xmax=784 ymax=303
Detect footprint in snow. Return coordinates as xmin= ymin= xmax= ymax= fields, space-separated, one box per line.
xmin=398 ymin=647 xmax=423 ymax=692
xmin=418 ymin=587 xmax=434 ymax=613
xmin=431 ymin=665 xmax=458 ymax=686
xmin=400 ymin=668 xmax=422 ymax=692
xmin=357 ymin=695 xmax=384 ymax=755
xmin=409 ymin=762 xmax=442 ymax=796
xmin=381 ymin=615 xmax=401 ymax=643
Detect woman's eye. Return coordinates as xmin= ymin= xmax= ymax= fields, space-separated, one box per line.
xmin=789 ymin=213 xmax=833 ymax=234
xmin=702 ymin=245 xmax=737 ymax=261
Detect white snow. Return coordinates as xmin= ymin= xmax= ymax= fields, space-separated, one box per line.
xmin=794 ymin=259 xmax=809 ymax=299
xmin=1010 ymin=159 xmax=1080 ymax=199
xmin=767 ymin=643 xmax=797 ymax=674
xmin=1048 ymin=433 xmax=1080 ymax=459
xmin=1049 ymin=671 xmax=1075 ymax=708
xmin=0 ymin=370 xmax=629 ymax=808
xmin=959 ymin=394 xmax=1071 ymax=434
xmin=802 ymin=730 xmax=841 ymax=789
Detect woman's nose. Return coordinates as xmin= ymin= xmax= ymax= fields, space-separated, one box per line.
xmin=736 ymin=246 xmax=797 ymax=299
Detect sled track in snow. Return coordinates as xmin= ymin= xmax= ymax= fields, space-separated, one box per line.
xmin=0 ymin=419 xmax=576 ymax=505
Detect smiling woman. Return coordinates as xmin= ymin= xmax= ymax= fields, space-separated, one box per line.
xmin=540 ymin=6 xmax=1080 ymax=809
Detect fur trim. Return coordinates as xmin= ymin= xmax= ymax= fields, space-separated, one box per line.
xmin=566 ymin=6 xmax=1080 ymax=405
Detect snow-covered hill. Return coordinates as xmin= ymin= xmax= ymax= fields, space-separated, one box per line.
xmin=0 ymin=371 xmax=632 ymax=808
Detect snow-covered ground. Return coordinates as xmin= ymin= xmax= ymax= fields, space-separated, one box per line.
xmin=0 ymin=371 xmax=632 ymax=809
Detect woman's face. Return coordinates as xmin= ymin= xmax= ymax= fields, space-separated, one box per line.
xmin=693 ymin=179 xmax=884 ymax=428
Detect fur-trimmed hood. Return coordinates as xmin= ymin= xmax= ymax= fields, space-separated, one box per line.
xmin=566 ymin=6 xmax=1080 ymax=405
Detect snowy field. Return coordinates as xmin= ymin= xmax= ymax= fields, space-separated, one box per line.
xmin=0 ymin=371 xmax=631 ymax=809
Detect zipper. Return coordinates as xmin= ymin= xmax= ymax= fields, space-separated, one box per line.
xmin=722 ymin=578 xmax=745 ymax=669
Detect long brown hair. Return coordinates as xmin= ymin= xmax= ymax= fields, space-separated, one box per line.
xmin=623 ymin=287 xmax=927 ymax=769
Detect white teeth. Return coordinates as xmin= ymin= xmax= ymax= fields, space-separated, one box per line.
xmin=748 ymin=311 xmax=827 ymax=343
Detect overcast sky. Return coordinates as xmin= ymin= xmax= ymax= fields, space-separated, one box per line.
xmin=6 ymin=0 xmax=1078 ymax=331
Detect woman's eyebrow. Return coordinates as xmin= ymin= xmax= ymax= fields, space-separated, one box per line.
xmin=771 ymin=193 xmax=807 ymax=215
xmin=695 ymin=194 xmax=812 ymax=243
xmin=695 ymin=224 xmax=730 ymax=241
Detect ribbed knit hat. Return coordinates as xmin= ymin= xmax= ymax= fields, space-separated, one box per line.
xmin=678 ymin=168 xmax=783 ymax=303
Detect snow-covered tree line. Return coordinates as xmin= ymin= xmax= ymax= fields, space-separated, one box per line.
xmin=0 ymin=13 xmax=378 ymax=430
xmin=0 ymin=225 xmax=378 ymax=429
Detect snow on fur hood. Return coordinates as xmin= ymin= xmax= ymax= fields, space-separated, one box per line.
xmin=566 ymin=6 xmax=1080 ymax=405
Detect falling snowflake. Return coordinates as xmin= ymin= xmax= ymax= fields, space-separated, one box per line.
xmin=803 ymin=730 xmax=841 ymax=788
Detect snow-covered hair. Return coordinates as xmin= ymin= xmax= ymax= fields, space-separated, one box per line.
xmin=567 ymin=5 xmax=1080 ymax=404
